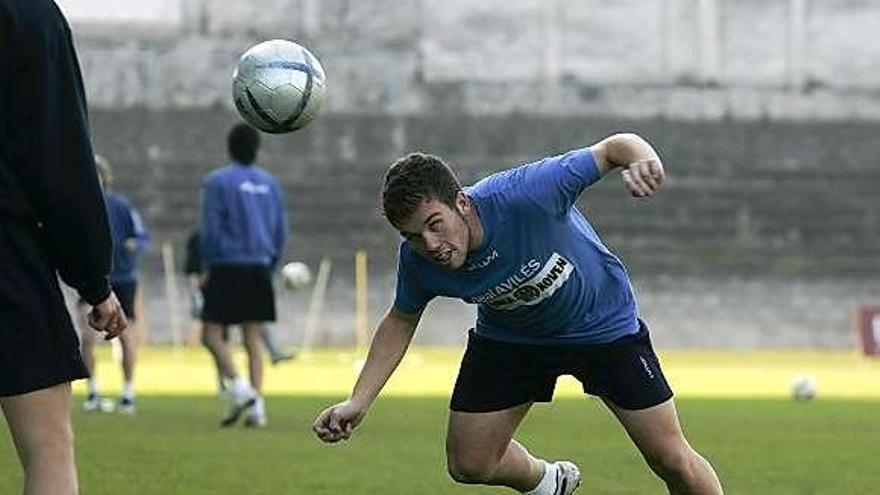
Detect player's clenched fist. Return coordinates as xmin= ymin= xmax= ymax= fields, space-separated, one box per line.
xmin=621 ymin=158 xmax=665 ymax=198
xmin=88 ymin=291 xmax=128 ymax=341
xmin=313 ymin=400 xmax=366 ymax=443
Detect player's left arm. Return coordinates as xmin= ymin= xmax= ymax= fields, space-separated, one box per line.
xmin=124 ymin=207 xmax=150 ymax=253
xmin=590 ymin=133 xmax=665 ymax=198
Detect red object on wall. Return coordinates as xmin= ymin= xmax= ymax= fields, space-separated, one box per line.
xmin=856 ymin=306 xmax=880 ymax=356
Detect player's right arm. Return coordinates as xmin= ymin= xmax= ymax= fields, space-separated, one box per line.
xmin=313 ymin=306 xmax=421 ymax=443
xmin=589 ymin=133 xmax=664 ymax=197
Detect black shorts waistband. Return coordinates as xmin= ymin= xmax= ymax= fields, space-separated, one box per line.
xmin=469 ymin=319 xmax=648 ymax=351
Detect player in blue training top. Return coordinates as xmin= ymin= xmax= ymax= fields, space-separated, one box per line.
xmin=77 ymin=155 xmax=150 ymax=415
xmin=314 ymin=134 xmax=724 ymax=495
xmin=200 ymin=123 xmax=287 ymax=428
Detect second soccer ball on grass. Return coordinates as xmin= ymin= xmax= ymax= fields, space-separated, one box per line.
xmin=281 ymin=261 xmax=312 ymax=290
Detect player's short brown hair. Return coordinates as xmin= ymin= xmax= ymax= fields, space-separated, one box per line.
xmin=381 ymin=152 xmax=461 ymax=228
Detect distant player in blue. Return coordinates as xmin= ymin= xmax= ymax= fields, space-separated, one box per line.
xmin=77 ymin=155 xmax=149 ymax=415
xmin=200 ymin=123 xmax=286 ymax=428
xmin=314 ymin=134 xmax=724 ymax=495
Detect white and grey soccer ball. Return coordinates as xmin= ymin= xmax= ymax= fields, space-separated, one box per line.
xmin=791 ymin=375 xmax=817 ymax=401
xmin=232 ymin=39 xmax=327 ymax=134
xmin=281 ymin=261 xmax=312 ymax=290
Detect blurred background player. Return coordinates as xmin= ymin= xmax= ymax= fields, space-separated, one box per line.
xmin=199 ymin=123 xmax=287 ymax=427
xmin=184 ymin=229 xmax=294 ymax=396
xmin=314 ymin=134 xmax=723 ymax=495
xmin=77 ymin=155 xmax=150 ymax=414
xmin=0 ymin=0 xmax=128 ymax=493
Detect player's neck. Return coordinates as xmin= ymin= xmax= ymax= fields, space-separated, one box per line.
xmin=464 ymin=198 xmax=485 ymax=252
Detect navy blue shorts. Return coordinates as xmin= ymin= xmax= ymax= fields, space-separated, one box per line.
xmin=450 ymin=320 xmax=674 ymax=412
xmin=112 ymin=281 xmax=137 ymax=319
xmin=201 ymin=265 xmax=276 ymax=325
xmin=0 ymin=220 xmax=88 ymax=397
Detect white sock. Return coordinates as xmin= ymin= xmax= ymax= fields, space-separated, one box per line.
xmin=87 ymin=379 xmax=99 ymax=397
xmin=122 ymin=380 xmax=135 ymax=399
xmin=524 ymin=460 xmax=557 ymax=495
xmin=232 ymin=377 xmax=251 ymax=396
xmin=252 ymin=396 xmax=265 ymax=417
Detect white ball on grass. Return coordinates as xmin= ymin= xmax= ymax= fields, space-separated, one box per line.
xmin=791 ymin=374 xmax=817 ymax=401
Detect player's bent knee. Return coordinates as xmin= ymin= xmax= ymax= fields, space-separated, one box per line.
xmin=446 ymin=455 xmax=498 ymax=484
xmin=645 ymin=446 xmax=696 ymax=484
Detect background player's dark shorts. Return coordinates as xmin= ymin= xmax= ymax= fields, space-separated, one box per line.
xmin=201 ymin=264 xmax=276 ymax=325
xmin=0 ymin=220 xmax=89 ymax=397
xmin=111 ymin=281 xmax=137 ymax=319
xmin=78 ymin=280 xmax=137 ymax=319
xmin=450 ymin=320 xmax=673 ymax=412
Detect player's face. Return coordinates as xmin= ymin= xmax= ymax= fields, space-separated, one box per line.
xmin=398 ymin=194 xmax=470 ymax=270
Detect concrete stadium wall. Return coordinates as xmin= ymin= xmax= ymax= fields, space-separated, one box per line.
xmin=67 ymin=0 xmax=880 ymax=119
xmin=89 ymin=110 xmax=880 ymax=347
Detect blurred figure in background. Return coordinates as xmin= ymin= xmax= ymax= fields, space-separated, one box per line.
xmin=0 ymin=1 xmax=128 ymax=493
xmin=184 ymin=228 xmax=294 ymax=397
xmin=199 ymin=123 xmax=286 ymax=428
xmin=77 ymin=155 xmax=149 ymax=414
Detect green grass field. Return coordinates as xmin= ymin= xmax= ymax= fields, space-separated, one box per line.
xmin=2 ymin=347 xmax=879 ymax=494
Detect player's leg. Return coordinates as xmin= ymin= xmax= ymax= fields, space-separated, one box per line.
xmin=76 ymin=302 xmax=103 ymax=411
xmin=199 ymin=322 xmax=231 ymax=394
xmin=117 ymin=326 xmax=137 ymax=413
xmin=241 ymin=322 xmax=264 ymax=393
xmin=201 ymin=322 xmax=239 ymax=380
xmin=604 ymin=398 xmax=723 ymax=495
xmin=76 ymin=302 xmax=96 ymax=373
xmin=446 ymin=404 xmax=540 ymax=489
xmin=241 ymin=322 xmax=267 ymax=426
xmin=203 ymin=322 xmax=256 ymax=426
xmin=207 ymin=323 xmax=256 ymax=426
xmin=446 ymin=331 xmax=580 ymax=494
xmin=0 ymin=221 xmax=89 ymax=494
xmin=446 ymin=406 xmax=580 ymax=494
xmin=579 ymin=321 xmax=722 ymax=495
xmin=240 ymin=265 xmax=275 ymax=426
xmin=0 ymin=383 xmax=78 ymax=495
xmin=202 ymin=266 xmax=259 ymax=425
xmin=114 ymin=282 xmax=138 ymax=413
xmin=200 ymin=268 xmax=240 ymax=381
xmin=261 ymin=324 xmax=294 ymax=364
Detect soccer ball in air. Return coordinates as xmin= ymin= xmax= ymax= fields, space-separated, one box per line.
xmin=281 ymin=262 xmax=312 ymax=290
xmin=790 ymin=375 xmax=817 ymax=401
xmin=232 ymin=39 xmax=327 ymax=134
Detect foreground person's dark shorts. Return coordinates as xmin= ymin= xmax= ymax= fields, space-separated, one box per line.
xmin=0 ymin=220 xmax=88 ymax=397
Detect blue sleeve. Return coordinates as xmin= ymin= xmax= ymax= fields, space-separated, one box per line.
xmin=271 ymin=180 xmax=286 ymax=269
xmin=129 ymin=206 xmax=150 ymax=252
xmin=515 ymin=148 xmax=600 ymax=217
xmin=392 ymin=245 xmax=433 ymax=314
xmin=200 ymin=180 xmax=222 ymax=269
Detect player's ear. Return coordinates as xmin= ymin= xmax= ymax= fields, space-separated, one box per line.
xmin=455 ymin=191 xmax=469 ymax=214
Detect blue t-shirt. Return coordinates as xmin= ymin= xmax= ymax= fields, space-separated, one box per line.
xmin=200 ymin=163 xmax=286 ymax=269
xmin=393 ymin=148 xmax=639 ymax=345
xmin=105 ymin=191 xmax=149 ymax=284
